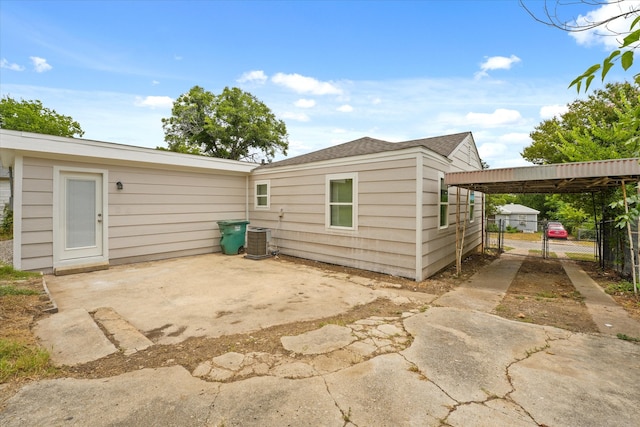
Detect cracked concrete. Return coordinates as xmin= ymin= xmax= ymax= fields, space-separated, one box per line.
xmin=2 ymin=253 xmax=640 ymax=426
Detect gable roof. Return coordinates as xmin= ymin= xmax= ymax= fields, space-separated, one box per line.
xmin=496 ymin=204 xmax=540 ymax=215
xmin=258 ymin=131 xmax=472 ymax=169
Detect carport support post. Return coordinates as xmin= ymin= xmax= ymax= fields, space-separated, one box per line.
xmin=455 ymin=187 xmax=468 ymax=276
xmin=621 ymin=182 xmax=638 ymax=294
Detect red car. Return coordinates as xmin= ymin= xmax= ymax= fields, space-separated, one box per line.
xmin=546 ymin=222 xmax=568 ymax=239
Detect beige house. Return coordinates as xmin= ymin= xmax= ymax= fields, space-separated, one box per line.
xmin=0 ymin=129 xmax=483 ymax=280
xmin=0 ymin=130 xmax=254 ymax=274
xmin=249 ymin=132 xmax=484 ymax=280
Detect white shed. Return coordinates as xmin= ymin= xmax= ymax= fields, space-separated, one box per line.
xmin=495 ymin=203 xmax=540 ymax=233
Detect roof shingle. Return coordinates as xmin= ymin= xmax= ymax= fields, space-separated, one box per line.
xmin=258 ymin=132 xmax=472 ymax=169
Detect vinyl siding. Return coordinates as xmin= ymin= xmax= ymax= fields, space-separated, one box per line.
xmin=250 ymin=157 xmax=418 ymax=279
xmin=420 ymin=136 xmax=483 ymax=278
xmin=19 ymin=157 xmax=248 ymax=272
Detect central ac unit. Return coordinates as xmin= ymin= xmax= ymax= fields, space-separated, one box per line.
xmin=245 ymin=227 xmax=271 ymax=260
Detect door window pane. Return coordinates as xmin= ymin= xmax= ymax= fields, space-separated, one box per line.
xmin=66 ymin=179 xmax=96 ymax=248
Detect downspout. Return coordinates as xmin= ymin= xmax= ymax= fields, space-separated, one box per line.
xmin=415 ymin=153 xmax=423 ymax=281
xmin=245 ymin=175 xmax=250 ymax=221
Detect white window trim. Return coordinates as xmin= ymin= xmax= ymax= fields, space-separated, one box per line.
xmin=326 ymin=173 xmax=358 ymax=231
xmin=438 ymin=172 xmax=449 ymax=229
xmin=469 ymin=190 xmax=475 ymax=223
xmin=255 ymin=179 xmax=270 ymax=209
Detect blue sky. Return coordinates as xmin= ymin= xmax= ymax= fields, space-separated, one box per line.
xmin=1 ymin=0 xmax=638 ymax=168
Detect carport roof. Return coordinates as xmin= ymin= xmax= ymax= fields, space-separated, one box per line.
xmin=445 ymin=158 xmax=640 ymax=194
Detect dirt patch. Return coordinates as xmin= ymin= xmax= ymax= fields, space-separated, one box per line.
xmin=493 ymin=257 xmax=599 ymax=333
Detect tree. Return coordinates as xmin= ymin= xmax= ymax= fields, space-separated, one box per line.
xmin=161 ymin=86 xmax=288 ymax=162
xmin=0 ymin=96 xmax=84 ymax=137
xmin=522 ymin=82 xmax=639 ymax=164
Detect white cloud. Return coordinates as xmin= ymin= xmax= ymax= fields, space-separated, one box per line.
xmin=495 ymin=132 xmax=531 ymax=145
xmin=272 ymin=72 xmax=342 ymax=95
xmin=174 ymin=55 xmax=183 ymax=61
xmin=337 ymin=104 xmax=353 ymax=112
xmin=370 ymin=97 xmax=382 ymax=105
xmin=464 ymin=109 xmax=524 ymax=127
xmin=281 ymin=111 xmax=310 ymax=122
xmin=478 ymin=142 xmax=507 ymax=159
xmin=294 ymin=98 xmax=316 ymax=108
xmin=30 ymin=56 xmax=52 ymax=72
xmin=539 ymin=104 xmax=569 ymax=120
xmin=569 ymin=0 xmax=640 ymax=49
xmin=237 ymin=70 xmax=268 ymax=84
xmin=475 ymin=55 xmax=521 ymax=79
xmin=1 ymin=58 xmax=24 ymax=71
xmin=152 ymin=80 xmax=160 ymax=85
xmin=134 ymin=95 xmax=173 ymax=109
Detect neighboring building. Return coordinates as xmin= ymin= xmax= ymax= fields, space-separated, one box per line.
xmin=495 ymin=203 xmax=540 ymax=233
xmin=0 ymin=129 xmax=483 ymax=280
xmin=0 ymin=166 xmax=9 ymax=223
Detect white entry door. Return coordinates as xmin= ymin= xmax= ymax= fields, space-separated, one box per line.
xmin=58 ymin=171 xmax=105 ymax=262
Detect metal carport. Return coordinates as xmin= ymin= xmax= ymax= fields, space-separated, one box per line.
xmin=445 ymin=158 xmax=640 ymax=281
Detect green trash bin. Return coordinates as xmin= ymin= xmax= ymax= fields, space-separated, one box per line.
xmin=217 ymin=220 xmax=250 ymax=255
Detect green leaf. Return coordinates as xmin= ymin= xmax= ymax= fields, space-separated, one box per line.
xmin=602 ymin=58 xmax=615 ymax=80
xmin=621 ymin=51 xmax=634 ymax=71
xmin=584 ymin=74 xmax=595 ymax=92
xmin=622 ymin=29 xmax=640 ymax=48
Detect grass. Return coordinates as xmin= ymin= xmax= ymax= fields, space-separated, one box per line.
xmin=566 ymin=252 xmax=596 ymax=262
xmin=617 ymin=333 xmax=640 ymax=343
xmin=605 ymin=281 xmax=636 ymax=295
xmin=0 ymin=263 xmax=55 ymax=383
xmin=0 ymin=338 xmax=55 ymax=382
xmin=502 ymin=233 xmax=543 ymax=242
xmin=0 ymin=285 xmax=40 ymax=296
xmin=536 ymin=291 xmax=557 ymax=299
xmin=0 ymin=264 xmax=40 ymax=281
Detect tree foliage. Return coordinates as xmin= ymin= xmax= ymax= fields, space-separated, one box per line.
xmin=522 ymin=82 xmax=639 ymax=164
xmin=161 ymin=86 xmax=288 ymax=162
xmin=0 ymin=96 xmax=84 ymax=137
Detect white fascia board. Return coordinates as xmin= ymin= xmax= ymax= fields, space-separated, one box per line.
xmin=252 ymin=146 xmax=451 ymax=175
xmin=0 ymin=130 xmax=257 ymax=174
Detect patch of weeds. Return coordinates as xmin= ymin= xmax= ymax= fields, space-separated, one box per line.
xmin=318 ymin=319 xmax=347 ymax=328
xmin=0 ymin=285 xmax=40 ymax=296
xmin=419 ymin=305 xmax=429 ymax=313
xmin=605 ymin=281 xmax=635 ymax=295
xmin=565 ymin=290 xmax=585 ymax=301
xmin=0 ymin=338 xmax=56 ymax=382
xmin=515 ymin=295 xmax=525 ymax=300
xmin=525 ymin=344 xmax=549 ymax=357
xmin=494 ymin=304 xmax=508 ymax=313
xmin=617 ymin=333 xmax=640 ymax=343
xmin=0 ymin=264 xmax=40 ymax=281
xmin=342 ymin=406 xmax=352 ymax=423
xmin=408 ymin=365 xmax=420 ymax=373
xmin=536 ymin=291 xmax=557 ymax=299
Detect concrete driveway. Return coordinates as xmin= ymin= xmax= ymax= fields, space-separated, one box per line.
xmin=1 ymin=253 xmax=639 ymax=426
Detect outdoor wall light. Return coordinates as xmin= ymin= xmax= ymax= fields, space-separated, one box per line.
xmin=116 ymin=181 xmax=124 ymax=190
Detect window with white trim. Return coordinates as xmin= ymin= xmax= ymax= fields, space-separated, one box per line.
xmin=326 ymin=173 xmax=357 ymax=230
xmin=439 ymin=173 xmax=448 ymax=228
xmin=469 ymin=190 xmax=475 ymax=222
xmin=255 ymin=180 xmax=270 ymax=209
